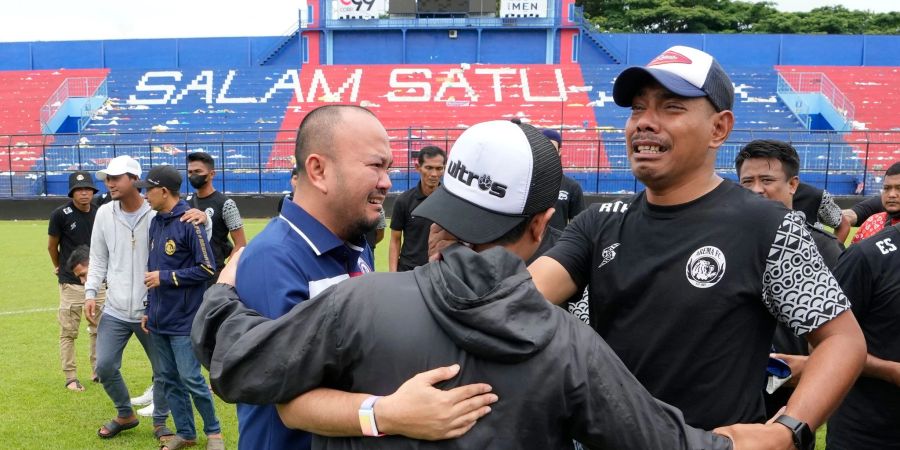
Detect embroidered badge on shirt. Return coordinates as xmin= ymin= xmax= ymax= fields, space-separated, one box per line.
xmin=685 ymin=246 xmax=726 ymax=288
xmin=165 ymin=239 xmax=176 ymax=256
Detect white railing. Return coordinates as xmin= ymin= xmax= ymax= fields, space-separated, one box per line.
xmin=39 ymin=77 xmax=107 ymax=129
xmin=778 ymin=72 xmax=855 ymax=128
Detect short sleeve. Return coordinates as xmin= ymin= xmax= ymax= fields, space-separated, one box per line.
xmin=48 ymin=209 xmax=63 ymax=236
xmin=851 ymin=196 xmax=883 ymax=226
xmin=761 ymin=211 xmax=851 ymax=335
xmin=832 ymin=244 xmax=871 ymax=321
xmin=542 ymin=207 xmax=597 ymax=290
xmin=817 ymin=190 xmax=842 ymax=228
xmin=390 ymin=196 xmax=407 ymax=231
xmin=222 ymin=198 xmax=244 ymax=231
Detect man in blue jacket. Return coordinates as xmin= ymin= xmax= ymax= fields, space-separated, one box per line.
xmin=137 ymin=165 xmax=224 ymax=450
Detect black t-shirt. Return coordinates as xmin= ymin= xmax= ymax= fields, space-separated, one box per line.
xmin=48 ymin=201 xmax=97 ymax=285
xmin=851 ymin=195 xmax=884 ymax=227
xmin=792 ymin=182 xmax=823 ymax=226
xmin=793 ymin=183 xmax=842 ymax=228
xmin=828 ymin=225 xmax=900 ymax=449
xmin=92 ymin=192 xmax=112 ymax=208
xmin=548 ymin=175 xmax=585 ymax=231
xmin=544 ymin=180 xmax=850 ymax=429
xmin=392 ymin=183 xmax=433 ymax=271
xmin=277 ymin=194 xmax=292 ymax=214
xmin=187 ymin=191 xmax=243 ymax=271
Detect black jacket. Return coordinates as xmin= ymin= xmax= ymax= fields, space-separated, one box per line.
xmin=192 ymin=245 xmax=731 ymax=450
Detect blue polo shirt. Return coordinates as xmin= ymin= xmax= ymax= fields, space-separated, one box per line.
xmin=234 ymin=200 xmax=373 ymax=450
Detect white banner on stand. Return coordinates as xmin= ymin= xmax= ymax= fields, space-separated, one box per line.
xmin=332 ymin=0 xmax=389 ymax=20
xmin=500 ymin=0 xmax=547 ymax=18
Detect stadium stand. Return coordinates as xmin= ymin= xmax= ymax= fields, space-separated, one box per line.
xmin=777 ymin=66 xmax=900 ymax=193
xmin=265 ymin=63 xmax=600 ymax=176
xmin=0 ymin=69 xmax=108 ymax=173
xmin=0 ymin=64 xmax=876 ymax=196
xmin=0 ymin=2 xmax=897 ymax=198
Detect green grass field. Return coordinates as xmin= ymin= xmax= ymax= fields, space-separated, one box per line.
xmin=0 ymin=218 xmax=834 ymax=448
xmin=0 ymin=218 xmax=391 ymax=449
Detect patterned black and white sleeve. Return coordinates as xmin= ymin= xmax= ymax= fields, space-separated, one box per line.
xmin=222 ymin=198 xmax=244 ymax=231
xmin=761 ymin=211 xmax=850 ymax=336
xmin=567 ymin=286 xmax=590 ymax=325
xmin=817 ymin=190 xmax=843 ymax=228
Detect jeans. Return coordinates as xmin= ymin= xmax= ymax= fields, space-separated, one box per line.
xmin=94 ymin=313 xmax=170 ymax=425
xmin=151 ymin=333 xmax=221 ymax=439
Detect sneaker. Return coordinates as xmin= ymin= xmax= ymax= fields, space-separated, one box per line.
xmin=130 ymin=385 xmax=153 ymax=406
xmin=137 ymin=402 xmax=154 ymax=417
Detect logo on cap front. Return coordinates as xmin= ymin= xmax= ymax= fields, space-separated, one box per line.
xmin=446 ymin=160 xmax=508 ymax=198
xmin=648 ymin=50 xmax=693 ymax=67
xmin=76 ymin=174 xmax=85 ymax=181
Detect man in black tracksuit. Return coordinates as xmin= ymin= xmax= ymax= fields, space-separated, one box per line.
xmin=193 ymin=121 xmax=737 ymax=449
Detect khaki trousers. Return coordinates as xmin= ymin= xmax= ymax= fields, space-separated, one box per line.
xmin=58 ymin=283 xmax=105 ymax=380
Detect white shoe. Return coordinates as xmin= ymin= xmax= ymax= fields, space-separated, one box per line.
xmin=137 ymin=402 xmax=154 ymax=417
xmin=130 ymin=385 xmax=153 ymax=406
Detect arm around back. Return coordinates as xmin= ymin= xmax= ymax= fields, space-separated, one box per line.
xmin=528 ymin=256 xmax=578 ymax=305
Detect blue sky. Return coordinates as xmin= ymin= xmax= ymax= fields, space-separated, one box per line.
xmin=0 ymin=0 xmax=895 ymax=42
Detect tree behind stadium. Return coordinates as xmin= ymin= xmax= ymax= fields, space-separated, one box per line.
xmin=579 ymin=0 xmax=899 ymax=34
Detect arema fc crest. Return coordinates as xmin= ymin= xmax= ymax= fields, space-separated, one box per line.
xmin=358 ymin=257 xmax=372 ymax=274
xmin=685 ymin=246 xmax=726 ymax=288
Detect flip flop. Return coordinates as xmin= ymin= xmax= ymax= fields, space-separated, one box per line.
xmin=160 ymin=435 xmax=197 ymax=450
xmin=97 ymin=418 xmax=139 ymax=439
xmin=155 ymin=425 xmax=176 ymax=442
xmin=65 ymin=378 xmax=85 ymax=392
xmin=206 ymin=436 xmax=225 ymax=450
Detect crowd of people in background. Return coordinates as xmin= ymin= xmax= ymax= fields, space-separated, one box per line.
xmin=46 ymin=45 xmax=899 ymax=450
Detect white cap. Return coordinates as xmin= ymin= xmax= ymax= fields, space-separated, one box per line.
xmin=412 ymin=120 xmax=562 ymax=244
xmin=97 ymin=155 xmax=142 ymax=180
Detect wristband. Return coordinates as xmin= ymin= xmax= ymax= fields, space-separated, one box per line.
xmin=358 ymin=395 xmax=385 ymax=437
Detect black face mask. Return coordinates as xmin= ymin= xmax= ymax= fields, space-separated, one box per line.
xmin=189 ymin=174 xmax=208 ymax=189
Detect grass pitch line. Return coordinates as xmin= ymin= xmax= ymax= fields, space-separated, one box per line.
xmin=0 ymin=307 xmax=56 ymax=316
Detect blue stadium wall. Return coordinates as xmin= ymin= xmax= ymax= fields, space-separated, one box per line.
xmin=2 ymin=33 xmax=897 ymax=70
